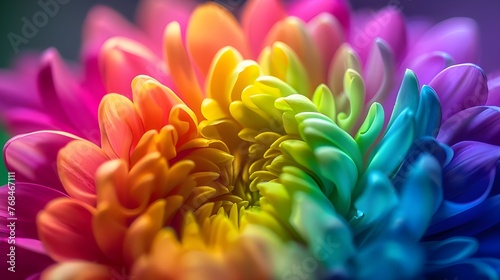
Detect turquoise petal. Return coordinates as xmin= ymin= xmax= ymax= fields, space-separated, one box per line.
xmin=354 ymin=171 xmax=398 ymax=230
xmin=415 ymin=85 xmax=442 ymax=137
xmin=390 ymin=153 xmax=443 ymax=240
xmin=367 ymin=108 xmax=415 ymax=175
xmin=290 ymin=192 xmax=356 ymax=270
xmin=387 ymin=69 xmax=420 ymax=129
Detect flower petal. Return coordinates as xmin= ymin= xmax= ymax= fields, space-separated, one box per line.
xmin=187 ymin=3 xmax=251 ymax=77
xmin=136 ymin=0 xmax=194 ymax=52
xmin=41 ymin=261 xmax=114 ymax=280
xmin=3 ymin=131 xmax=81 ymax=192
xmin=407 ymin=51 xmax=454 ymax=86
xmin=438 ymin=106 xmax=500 ymax=146
xmin=0 ymin=183 xmax=66 ymax=239
xmin=100 ymin=37 xmax=172 ymax=99
xmin=287 ymin=0 xmax=350 ymax=33
xmin=37 ymin=198 xmax=107 ymax=262
xmin=351 ymin=7 xmax=406 ymax=64
xmin=405 ymin=17 xmax=479 ymax=65
xmin=57 ymin=140 xmax=109 ymax=206
xmin=429 ymin=64 xmax=488 ymax=121
xmin=98 ymin=94 xmax=145 ymax=161
xmin=38 ymin=49 xmax=99 ymax=140
xmin=164 ymin=22 xmax=204 ymax=119
xmin=242 ymin=0 xmax=286 ymax=57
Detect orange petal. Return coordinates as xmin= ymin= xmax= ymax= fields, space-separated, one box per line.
xmin=164 ymin=22 xmax=204 ymax=120
xmin=37 ymin=198 xmax=107 ymax=263
xmin=99 ymin=94 xmax=145 ymax=161
xmin=186 ymin=2 xmax=251 ymax=77
xmin=58 ymin=140 xmax=109 ymax=206
xmin=41 ymin=261 xmax=113 ymax=280
xmin=123 ymin=199 xmax=168 ymax=267
xmin=132 ymin=75 xmax=184 ymax=131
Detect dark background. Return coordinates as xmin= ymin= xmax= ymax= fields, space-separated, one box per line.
xmin=0 ymin=0 xmax=499 ymax=72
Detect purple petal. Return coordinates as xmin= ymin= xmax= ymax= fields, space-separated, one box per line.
xmin=407 ymin=51 xmax=454 ymax=86
xmin=429 ymin=64 xmax=488 ymax=121
xmin=0 ymin=183 xmax=66 ymax=239
xmin=486 ymin=72 xmax=500 ymax=106
xmin=3 ymin=131 xmax=81 ymax=192
xmin=405 ymin=17 xmax=479 ymax=65
xmin=438 ymin=106 xmax=500 ymax=146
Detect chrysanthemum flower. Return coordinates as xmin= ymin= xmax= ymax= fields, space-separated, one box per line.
xmin=1 ymin=0 xmax=500 ymax=280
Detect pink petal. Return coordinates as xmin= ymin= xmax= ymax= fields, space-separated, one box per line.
xmin=82 ymin=5 xmax=152 ymax=55
xmin=100 ymin=37 xmax=173 ymax=99
xmin=350 ymin=7 xmax=406 ymax=64
xmin=308 ymin=13 xmax=345 ymax=82
xmin=0 ymin=183 xmax=66 ymax=239
xmin=287 ymin=0 xmax=350 ymax=34
xmin=3 ymin=131 xmax=82 ymax=193
xmin=242 ymin=0 xmax=286 ymax=57
xmin=136 ymin=0 xmax=194 ymax=51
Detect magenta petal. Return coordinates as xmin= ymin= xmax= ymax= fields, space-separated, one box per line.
xmin=0 ymin=183 xmax=66 ymax=239
xmin=407 ymin=52 xmax=454 ymax=86
xmin=38 ymin=50 xmax=99 ymax=141
xmin=242 ymin=0 xmax=286 ymax=57
xmin=438 ymin=106 xmax=500 ymax=146
xmin=3 ymin=131 xmax=81 ymax=192
xmin=287 ymin=0 xmax=350 ymax=33
xmin=405 ymin=18 xmax=479 ymax=65
xmin=351 ymin=7 xmax=406 ymax=64
xmin=2 ymin=109 xmax=76 ymax=137
xmin=0 ymin=54 xmax=42 ymax=112
xmin=429 ymin=64 xmax=488 ymax=121
xmin=0 ymin=238 xmax=53 ymax=280
xmin=486 ymin=72 xmax=500 ymax=106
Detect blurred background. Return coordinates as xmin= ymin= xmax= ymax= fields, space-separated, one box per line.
xmin=0 ymin=0 xmax=499 ymax=183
